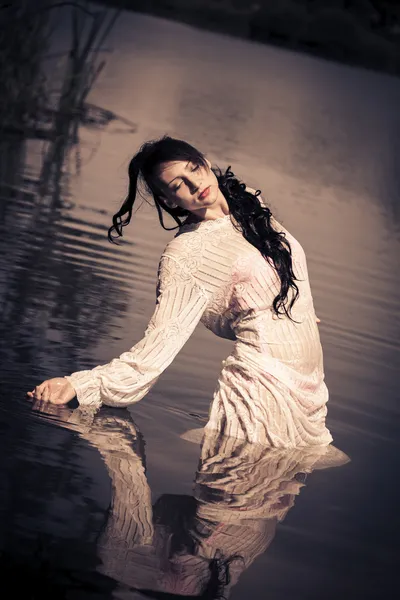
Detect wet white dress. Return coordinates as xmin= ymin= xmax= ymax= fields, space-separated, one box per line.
xmin=66 ymin=194 xmax=333 ymax=448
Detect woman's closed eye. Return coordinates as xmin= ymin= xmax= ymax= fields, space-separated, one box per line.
xmin=173 ymin=165 xmax=200 ymax=191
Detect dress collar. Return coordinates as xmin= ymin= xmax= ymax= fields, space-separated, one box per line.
xmin=179 ymin=213 xmax=232 ymax=233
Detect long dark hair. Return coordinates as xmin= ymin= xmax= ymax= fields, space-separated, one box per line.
xmin=108 ymin=135 xmax=299 ymax=319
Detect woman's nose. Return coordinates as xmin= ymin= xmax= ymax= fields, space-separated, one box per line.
xmin=190 ymin=178 xmax=201 ymax=193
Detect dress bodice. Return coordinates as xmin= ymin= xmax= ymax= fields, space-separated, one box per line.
xmin=170 ymin=213 xmax=320 ymax=375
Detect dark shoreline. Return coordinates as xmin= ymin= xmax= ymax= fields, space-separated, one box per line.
xmin=95 ymin=0 xmax=400 ymax=78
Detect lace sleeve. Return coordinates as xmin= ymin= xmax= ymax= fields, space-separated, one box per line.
xmin=65 ymin=254 xmax=209 ymax=410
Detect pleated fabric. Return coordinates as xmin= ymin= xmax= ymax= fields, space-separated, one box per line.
xmin=66 ymin=192 xmax=332 ymax=448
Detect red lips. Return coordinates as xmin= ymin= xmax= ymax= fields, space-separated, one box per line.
xmin=199 ymin=186 xmax=210 ymax=199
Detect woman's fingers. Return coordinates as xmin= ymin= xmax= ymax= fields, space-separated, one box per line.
xmin=27 ymin=378 xmax=76 ymax=405
xmin=26 ymin=377 xmax=76 ymax=404
xmin=34 ymin=383 xmax=46 ymax=400
xmin=42 ymin=384 xmax=50 ymax=402
xmin=28 ymin=379 xmax=64 ymax=403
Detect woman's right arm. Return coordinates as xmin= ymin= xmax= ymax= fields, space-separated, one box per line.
xmin=28 ymin=254 xmax=209 ymax=409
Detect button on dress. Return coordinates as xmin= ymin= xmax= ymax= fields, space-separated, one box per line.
xmin=66 ymin=194 xmax=333 ymax=448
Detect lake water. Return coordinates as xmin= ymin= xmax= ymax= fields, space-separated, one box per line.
xmin=0 ymin=8 xmax=399 ymax=599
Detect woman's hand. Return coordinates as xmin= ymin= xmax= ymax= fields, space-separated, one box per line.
xmin=27 ymin=377 xmax=76 ymax=405
xmin=316 ymin=316 xmax=321 ymax=324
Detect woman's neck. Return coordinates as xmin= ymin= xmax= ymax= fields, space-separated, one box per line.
xmin=188 ymin=190 xmax=230 ymax=223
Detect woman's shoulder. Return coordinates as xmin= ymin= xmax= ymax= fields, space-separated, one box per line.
xmin=162 ymin=228 xmax=200 ymax=258
xmin=158 ymin=229 xmax=204 ymax=280
xmin=157 ymin=236 xmax=207 ymax=293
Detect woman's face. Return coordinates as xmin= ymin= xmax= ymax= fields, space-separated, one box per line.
xmin=155 ymin=158 xmax=220 ymax=217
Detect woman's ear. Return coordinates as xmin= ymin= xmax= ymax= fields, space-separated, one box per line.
xmin=160 ymin=194 xmax=177 ymax=209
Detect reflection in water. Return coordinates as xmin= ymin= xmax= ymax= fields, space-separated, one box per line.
xmin=31 ymin=403 xmax=349 ymax=598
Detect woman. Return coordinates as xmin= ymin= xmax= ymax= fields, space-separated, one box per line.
xmin=27 ymin=135 xmax=332 ymax=447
